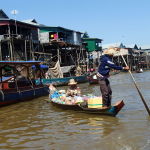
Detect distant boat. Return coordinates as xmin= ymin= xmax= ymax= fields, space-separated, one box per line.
xmin=136 ymin=68 xmax=143 ymax=73
xmin=0 ymin=61 xmax=49 ymax=107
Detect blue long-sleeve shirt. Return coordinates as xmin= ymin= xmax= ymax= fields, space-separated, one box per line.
xmin=98 ymin=55 xmax=123 ymax=76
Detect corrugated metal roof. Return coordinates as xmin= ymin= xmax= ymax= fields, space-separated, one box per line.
xmin=0 ymin=18 xmax=39 ymax=28
xmin=0 ymin=61 xmax=41 ymax=64
xmin=0 ymin=10 xmax=83 ymax=33
xmin=39 ymin=25 xmax=83 ymax=34
xmin=0 ymin=9 xmax=9 ymax=19
xmin=83 ymin=38 xmax=102 ymax=41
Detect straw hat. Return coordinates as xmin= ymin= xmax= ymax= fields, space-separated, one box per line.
xmin=68 ymin=79 xmax=77 ymax=85
xmin=103 ymin=48 xmax=116 ymax=55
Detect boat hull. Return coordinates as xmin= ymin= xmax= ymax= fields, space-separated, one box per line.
xmin=36 ymin=75 xmax=88 ymax=86
xmin=50 ymin=100 xmax=125 ymax=117
xmin=0 ymin=85 xmax=49 ymax=107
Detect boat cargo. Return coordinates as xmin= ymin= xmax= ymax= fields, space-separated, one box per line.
xmin=49 ymin=91 xmax=124 ymax=116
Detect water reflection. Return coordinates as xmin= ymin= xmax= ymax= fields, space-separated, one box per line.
xmin=1 ymin=72 xmax=150 ymax=149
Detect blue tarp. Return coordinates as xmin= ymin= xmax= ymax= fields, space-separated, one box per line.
xmin=0 ymin=61 xmax=41 ymax=63
xmin=32 ymin=64 xmax=48 ymax=69
xmin=1 ymin=76 xmax=12 ymax=82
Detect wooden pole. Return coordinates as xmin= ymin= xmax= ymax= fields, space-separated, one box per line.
xmin=7 ymin=24 xmax=13 ymax=60
xmin=31 ymin=40 xmax=35 ymax=60
xmin=9 ymin=39 xmax=13 ymax=61
xmin=57 ymin=45 xmax=60 ymax=62
xmin=25 ymin=40 xmax=27 ymax=61
xmin=121 ymin=54 xmax=150 ymax=116
xmin=30 ymin=39 xmax=32 ymax=60
xmin=0 ymin=41 xmax=2 ymax=61
xmin=146 ymin=55 xmax=148 ymax=69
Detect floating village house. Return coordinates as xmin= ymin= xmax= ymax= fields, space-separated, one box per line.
xmin=82 ymin=38 xmax=102 ymax=68
xmin=37 ymin=25 xmax=87 ymax=77
xmin=0 ymin=9 xmax=39 ymax=61
xmin=38 ymin=26 xmax=85 ymax=65
xmin=0 ymin=9 xmax=86 ymax=70
xmin=22 ymin=20 xmax=85 ymax=66
xmin=102 ymin=43 xmax=150 ymax=71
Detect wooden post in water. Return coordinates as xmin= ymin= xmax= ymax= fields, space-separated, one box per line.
xmin=146 ymin=55 xmax=148 ymax=69
xmin=148 ymin=55 xmax=150 ymax=69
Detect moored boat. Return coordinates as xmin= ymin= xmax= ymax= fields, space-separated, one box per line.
xmin=0 ymin=61 xmax=49 ymax=107
xmin=36 ymin=75 xmax=88 ymax=86
xmin=136 ymin=68 xmax=143 ymax=73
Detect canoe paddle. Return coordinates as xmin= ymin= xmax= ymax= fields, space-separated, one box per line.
xmin=121 ymin=54 xmax=150 ymax=116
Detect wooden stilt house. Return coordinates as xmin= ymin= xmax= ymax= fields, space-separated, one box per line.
xmin=0 ymin=9 xmax=39 ymax=61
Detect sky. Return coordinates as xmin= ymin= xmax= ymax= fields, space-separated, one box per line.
xmin=1 ymin=0 xmax=150 ymax=48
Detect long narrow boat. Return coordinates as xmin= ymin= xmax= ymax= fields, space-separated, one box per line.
xmin=136 ymin=68 xmax=143 ymax=73
xmin=36 ymin=75 xmax=88 ymax=86
xmin=49 ymin=93 xmax=125 ymax=117
xmin=0 ymin=61 xmax=49 ymax=107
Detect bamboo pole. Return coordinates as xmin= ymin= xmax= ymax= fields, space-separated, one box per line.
xmin=31 ymin=40 xmax=35 ymax=60
xmin=7 ymin=24 xmax=13 ymax=61
xmin=25 ymin=40 xmax=27 ymax=61
xmin=121 ymin=54 xmax=150 ymax=116
xmin=9 ymin=39 xmax=13 ymax=61
xmin=0 ymin=41 xmax=2 ymax=61
xmin=30 ymin=39 xmax=32 ymax=59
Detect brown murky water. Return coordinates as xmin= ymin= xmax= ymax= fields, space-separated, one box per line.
xmin=1 ymin=72 xmax=150 ymax=150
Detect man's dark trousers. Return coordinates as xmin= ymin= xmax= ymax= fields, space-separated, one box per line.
xmin=99 ymin=77 xmax=112 ymax=107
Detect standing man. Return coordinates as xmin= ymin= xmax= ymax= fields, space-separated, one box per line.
xmin=97 ymin=48 xmax=129 ymax=108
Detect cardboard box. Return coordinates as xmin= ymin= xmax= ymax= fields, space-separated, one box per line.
xmin=88 ymin=97 xmax=103 ymax=108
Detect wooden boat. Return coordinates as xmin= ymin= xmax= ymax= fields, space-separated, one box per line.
xmin=0 ymin=61 xmax=49 ymax=107
xmin=36 ymin=75 xmax=88 ymax=86
xmin=49 ymin=93 xmax=125 ymax=116
xmin=136 ymin=68 xmax=143 ymax=73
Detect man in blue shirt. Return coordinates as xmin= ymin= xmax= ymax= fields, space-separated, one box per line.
xmin=97 ymin=48 xmax=129 ymax=108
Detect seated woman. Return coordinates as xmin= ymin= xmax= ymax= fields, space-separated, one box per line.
xmin=66 ymin=79 xmax=81 ymax=97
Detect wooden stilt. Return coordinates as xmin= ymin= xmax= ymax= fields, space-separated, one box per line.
xmin=25 ymin=40 xmax=27 ymax=61
xmin=30 ymin=39 xmax=32 ymax=59
xmin=0 ymin=41 xmax=2 ymax=61
xmin=31 ymin=40 xmax=35 ymax=60
xmin=9 ymin=39 xmax=13 ymax=61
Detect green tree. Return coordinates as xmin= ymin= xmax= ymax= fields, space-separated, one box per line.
xmin=134 ymin=44 xmax=138 ymax=50
xmin=82 ymin=32 xmax=90 ymax=38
